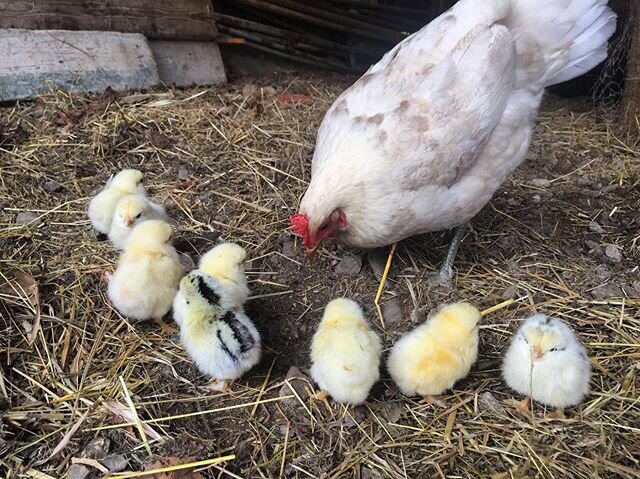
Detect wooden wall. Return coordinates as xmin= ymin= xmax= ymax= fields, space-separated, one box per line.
xmin=0 ymin=0 xmax=217 ymax=41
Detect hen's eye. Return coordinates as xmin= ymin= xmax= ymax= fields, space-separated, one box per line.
xmin=319 ymin=223 xmax=328 ymax=231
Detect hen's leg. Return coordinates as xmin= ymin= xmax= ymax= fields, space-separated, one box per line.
xmin=427 ymin=224 xmax=466 ymax=286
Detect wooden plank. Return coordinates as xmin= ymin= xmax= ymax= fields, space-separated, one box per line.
xmin=0 ymin=0 xmax=216 ymax=41
xmin=150 ymin=41 xmax=227 ymax=87
xmin=622 ymin=1 xmax=639 ymax=135
xmin=0 ymin=29 xmax=160 ymax=101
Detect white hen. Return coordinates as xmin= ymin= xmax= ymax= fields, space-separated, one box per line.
xmin=291 ymin=0 xmax=616 ymax=279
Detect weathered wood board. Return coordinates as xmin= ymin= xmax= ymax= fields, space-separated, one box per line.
xmin=0 ymin=29 xmax=159 ymax=101
xmin=150 ymin=41 xmax=227 ymax=87
xmin=0 ymin=0 xmax=217 ymax=41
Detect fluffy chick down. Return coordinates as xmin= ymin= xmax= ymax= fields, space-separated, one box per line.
xmin=199 ymin=242 xmax=250 ymax=308
xmin=88 ymin=169 xmax=146 ymax=234
xmin=502 ymin=314 xmax=591 ymax=409
xmin=387 ymin=302 xmax=480 ymax=397
xmin=108 ymin=194 xmax=169 ymax=249
xmin=107 ymin=220 xmax=184 ymax=321
xmin=173 ymin=270 xmax=261 ymax=381
xmin=310 ymin=298 xmax=382 ymax=404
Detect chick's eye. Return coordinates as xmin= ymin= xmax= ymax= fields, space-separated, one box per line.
xmin=135 ymin=213 xmax=142 ymax=219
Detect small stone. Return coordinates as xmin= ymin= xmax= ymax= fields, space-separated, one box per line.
xmin=601 ymin=184 xmax=618 ymax=194
xmin=102 ymin=454 xmax=128 ymax=472
xmin=82 ymin=437 xmax=110 ymax=459
xmin=591 ymin=283 xmax=621 ymax=300
xmin=44 ymin=180 xmax=62 ymax=192
xmin=367 ymin=248 xmax=387 ymax=278
xmin=335 ymin=254 xmax=362 ymax=276
xmin=382 ymin=299 xmax=403 ymax=326
xmin=532 ymin=194 xmax=541 ymax=204
xmin=242 ymin=83 xmax=257 ymax=97
xmin=262 ymin=86 xmax=277 ymax=96
xmin=589 ymin=222 xmax=604 ymax=234
xmin=67 ymin=464 xmax=90 ymax=479
xmin=576 ymin=176 xmax=591 ymax=186
xmin=15 ymin=211 xmax=39 ymax=224
xmin=633 ymin=281 xmax=640 ymax=295
xmin=478 ymin=392 xmax=508 ymax=415
xmin=501 ymin=284 xmax=518 ymax=300
xmin=604 ymin=244 xmax=622 ymax=263
xmin=507 ymin=198 xmax=520 ymax=207
xmin=361 ymin=466 xmax=383 ymax=479
xmin=281 ymin=240 xmax=296 ymax=258
xmin=594 ymin=264 xmax=611 ymax=282
xmin=178 ymin=168 xmax=189 ymax=180
xmin=279 ymin=366 xmax=311 ymax=403
xmin=531 ymin=178 xmax=551 ymax=188
xmin=178 ymin=253 xmax=196 ymax=271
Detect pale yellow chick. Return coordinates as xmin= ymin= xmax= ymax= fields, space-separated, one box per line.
xmin=387 ymin=302 xmax=480 ymax=403
xmin=88 ymin=169 xmax=146 ymax=234
xmin=199 ymin=242 xmax=250 ymax=308
xmin=107 ymin=220 xmax=184 ymax=323
xmin=108 ymin=194 xmax=169 ymax=249
xmin=310 ymin=298 xmax=382 ymax=404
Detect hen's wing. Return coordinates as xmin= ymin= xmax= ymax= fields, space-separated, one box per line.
xmin=312 ymin=9 xmax=515 ymax=191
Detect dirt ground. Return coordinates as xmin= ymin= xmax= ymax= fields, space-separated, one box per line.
xmin=1 ymin=73 xmax=639 ymax=479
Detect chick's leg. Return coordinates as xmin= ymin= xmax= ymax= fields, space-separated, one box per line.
xmin=427 ymin=224 xmax=466 ymax=287
xmin=421 ymin=395 xmax=447 ymax=407
xmin=152 ymin=317 xmax=177 ymax=335
xmin=545 ymin=408 xmax=565 ymax=420
xmin=516 ymin=396 xmax=531 ymax=413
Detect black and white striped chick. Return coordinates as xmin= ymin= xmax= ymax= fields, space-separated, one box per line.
xmin=173 ymin=270 xmax=261 ymax=390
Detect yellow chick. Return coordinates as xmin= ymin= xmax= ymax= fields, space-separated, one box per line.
xmin=108 ymin=194 xmax=169 ymax=249
xmin=310 ymin=298 xmax=382 ymax=404
xmin=107 ymin=220 xmax=184 ymax=323
xmin=173 ymin=270 xmax=261 ymax=389
xmin=199 ymin=243 xmax=250 ymax=308
xmin=387 ymin=302 xmax=480 ymax=404
xmin=502 ymin=314 xmax=591 ymax=416
xmin=88 ymin=169 xmax=146 ymax=234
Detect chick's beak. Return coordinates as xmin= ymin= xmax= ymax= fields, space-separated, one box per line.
xmin=125 ymin=218 xmax=134 ymax=227
xmin=532 ymin=344 xmax=544 ymax=360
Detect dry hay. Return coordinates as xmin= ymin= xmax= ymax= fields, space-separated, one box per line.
xmin=1 ymin=74 xmax=639 ymax=479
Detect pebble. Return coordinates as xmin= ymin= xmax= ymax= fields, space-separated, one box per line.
xmin=82 ymin=437 xmax=110 ymax=459
xmin=279 ymin=366 xmax=311 ymax=404
xmin=281 ymin=240 xmax=296 ymax=258
xmin=67 ymin=465 xmax=90 ymax=479
xmin=44 ymin=180 xmax=62 ymax=192
xmin=531 ymin=194 xmax=542 ymax=204
xmin=478 ymin=391 xmax=508 ymax=415
xmin=102 ymin=454 xmax=128 ymax=472
xmin=335 ymin=254 xmax=362 ymax=276
xmin=531 ymin=178 xmax=551 ymax=188
xmin=604 ymin=244 xmax=622 ymax=263
xmin=382 ymin=299 xmax=403 ymax=326
xmin=178 ymin=168 xmax=189 ymax=180
xmin=589 ymin=222 xmax=604 ymax=234
xmin=501 ymin=284 xmax=518 ymax=300
xmin=361 ymin=466 xmax=384 ymax=479
xmin=15 ymin=211 xmax=39 ymax=224
xmin=366 ymin=249 xmax=387 ymax=278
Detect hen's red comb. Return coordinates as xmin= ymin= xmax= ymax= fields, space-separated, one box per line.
xmin=290 ymin=214 xmax=310 ymax=246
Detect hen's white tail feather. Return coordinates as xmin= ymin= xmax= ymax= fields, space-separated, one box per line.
xmin=506 ymin=0 xmax=617 ymax=86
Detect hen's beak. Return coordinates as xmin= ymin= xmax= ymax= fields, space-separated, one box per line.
xmin=532 ymin=345 xmax=544 ymax=360
xmin=305 ymin=244 xmax=319 ymax=258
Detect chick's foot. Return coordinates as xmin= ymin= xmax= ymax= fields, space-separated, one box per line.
xmin=545 ymin=408 xmax=565 ymax=420
xmin=152 ymin=317 xmax=177 ymax=335
xmin=421 ymin=395 xmax=447 ymax=407
xmin=515 ymin=396 xmax=531 ymax=413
